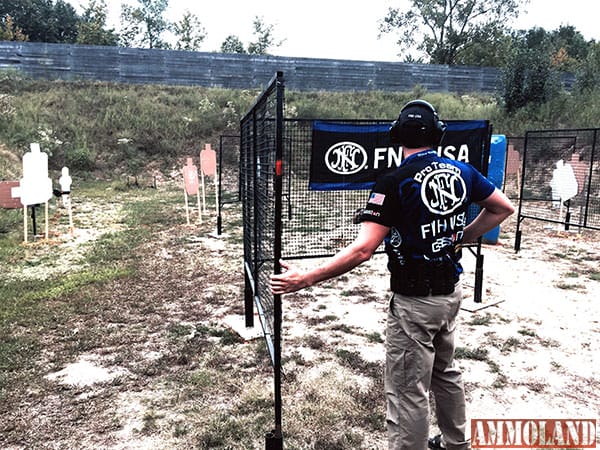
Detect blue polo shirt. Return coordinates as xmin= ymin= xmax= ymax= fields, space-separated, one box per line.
xmin=360 ymin=149 xmax=495 ymax=278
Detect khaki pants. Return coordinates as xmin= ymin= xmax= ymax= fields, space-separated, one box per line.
xmin=385 ymin=284 xmax=469 ymax=450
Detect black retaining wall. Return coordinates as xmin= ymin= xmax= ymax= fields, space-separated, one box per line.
xmin=0 ymin=40 xmax=523 ymax=93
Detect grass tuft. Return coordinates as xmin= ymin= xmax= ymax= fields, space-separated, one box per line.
xmin=454 ymin=346 xmax=489 ymax=361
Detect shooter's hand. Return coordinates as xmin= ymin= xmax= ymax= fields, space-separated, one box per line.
xmin=270 ymin=260 xmax=309 ymax=294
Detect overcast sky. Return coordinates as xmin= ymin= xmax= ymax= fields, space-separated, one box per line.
xmin=71 ymin=0 xmax=599 ymax=62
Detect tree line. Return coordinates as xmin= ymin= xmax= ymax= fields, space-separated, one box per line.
xmin=379 ymin=0 xmax=600 ymax=112
xmin=1 ymin=0 xmax=599 ymax=114
xmin=0 ymin=0 xmax=279 ymax=53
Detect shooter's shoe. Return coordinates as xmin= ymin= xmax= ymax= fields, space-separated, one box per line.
xmin=428 ymin=434 xmax=446 ymax=450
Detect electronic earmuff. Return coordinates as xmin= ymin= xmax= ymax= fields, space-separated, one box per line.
xmin=389 ymin=99 xmax=447 ymax=148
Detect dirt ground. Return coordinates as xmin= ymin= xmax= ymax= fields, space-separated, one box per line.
xmin=457 ymin=220 xmax=600 ymax=424
xmin=284 ymin=212 xmax=600 ymax=437
xmin=0 ymin=185 xmax=599 ymax=449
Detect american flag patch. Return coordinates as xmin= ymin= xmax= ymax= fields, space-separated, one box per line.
xmin=368 ymin=193 xmax=386 ymax=205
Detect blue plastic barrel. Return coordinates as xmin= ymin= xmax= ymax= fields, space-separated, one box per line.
xmin=482 ymin=135 xmax=507 ymax=244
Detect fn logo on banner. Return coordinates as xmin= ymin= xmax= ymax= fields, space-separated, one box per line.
xmin=308 ymin=120 xmax=489 ymax=191
xmin=471 ymin=418 xmax=597 ymax=448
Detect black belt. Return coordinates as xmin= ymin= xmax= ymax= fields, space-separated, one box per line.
xmin=389 ymin=260 xmax=458 ymax=296
xmin=391 ymin=278 xmax=456 ymax=296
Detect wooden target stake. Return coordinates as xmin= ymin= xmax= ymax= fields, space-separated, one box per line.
xmin=44 ymin=201 xmax=49 ymax=239
xmin=200 ymin=161 xmax=207 ymax=213
xmin=196 ymin=187 xmax=203 ymax=223
xmin=66 ymin=195 xmax=74 ymax=235
xmin=200 ymin=143 xmax=217 ymax=214
xmin=183 ymin=186 xmax=190 ymax=225
xmin=23 ymin=206 xmax=28 ymax=243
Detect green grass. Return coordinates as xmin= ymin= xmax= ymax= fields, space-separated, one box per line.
xmin=365 ymin=331 xmax=384 ymax=343
xmin=335 ymin=348 xmax=383 ymax=379
xmin=186 ymin=369 xmax=214 ymax=389
xmin=0 ymin=182 xmax=180 ymax=399
xmin=585 ymin=268 xmax=600 ymax=281
xmin=467 ymin=313 xmax=493 ymax=326
xmin=0 ymin=74 xmax=258 ymax=178
xmin=539 ymin=337 xmax=561 ymax=348
xmin=555 ymin=282 xmax=585 ymax=290
xmin=454 ymin=345 xmax=512 ymax=388
xmin=3 ymin=71 xmax=600 ymax=181
xmin=501 ymin=337 xmax=525 ymax=353
xmin=307 ymin=314 xmax=338 ymax=326
xmin=517 ymin=327 xmax=537 ymax=337
xmin=487 ymin=360 xmax=509 ymax=388
xmin=195 ymin=323 xmax=244 ymax=345
xmin=0 ymin=267 xmax=131 ymax=326
xmin=304 ymin=334 xmax=326 ymax=350
xmin=141 ymin=410 xmax=164 ymax=434
xmin=0 ymin=333 xmax=39 ymax=374
xmin=331 ymin=323 xmax=355 ymax=334
xmin=455 ymin=346 xmax=489 ymax=361
xmin=167 ymin=323 xmax=195 ymax=338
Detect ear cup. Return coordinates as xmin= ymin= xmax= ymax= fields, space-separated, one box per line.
xmin=389 ymin=100 xmax=446 ymax=147
xmin=389 ymin=119 xmax=403 ymax=144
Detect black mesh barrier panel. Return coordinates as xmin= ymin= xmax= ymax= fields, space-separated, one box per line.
xmin=515 ymin=128 xmax=600 ymax=251
xmin=241 ymin=96 xmax=279 ymax=343
xmin=280 ymin=119 xmax=490 ymax=259
xmin=240 ymin=72 xmax=284 ymax=449
xmin=244 ymin=115 xmax=493 ymax=310
xmin=282 ymin=119 xmax=386 ymax=258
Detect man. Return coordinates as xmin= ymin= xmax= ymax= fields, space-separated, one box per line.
xmin=270 ymin=100 xmax=515 ymax=450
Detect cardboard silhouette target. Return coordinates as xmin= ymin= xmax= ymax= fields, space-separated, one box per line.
xmin=182 ymin=157 xmax=202 ymax=225
xmin=19 ymin=143 xmax=53 ymax=242
xmin=0 ymin=181 xmax=23 ymax=209
xmin=200 ymin=143 xmax=218 ymax=215
xmin=59 ymin=167 xmax=74 ymax=236
xmin=550 ymin=159 xmax=578 ymax=205
xmin=550 ymin=159 xmax=578 ymax=228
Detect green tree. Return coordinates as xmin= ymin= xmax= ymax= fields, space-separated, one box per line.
xmin=220 ymin=16 xmax=282 ymax=55
xmin=0 ymin=14 xmax=29 ymax=41
xmin=548 ymin=25 xmax=590 ymax=72
xmin=0 ymin=0 xmax=80 ymax=43
xmin=48 ymin=0 xmax=79 ymax=42
xmin=172 ymin=10 xmax=206 ymax=51
xmin=509 ymin=25 xmax=591 ymax=72
xmin=120 ymin=0 xmax=170 ymax=49
xmin=220 ymin=35 xmax=246 ymax=54
xmin=453 ymin=24 xmax=513 ymax=67
xmin=575 ymin=41 xmax=600 ymax=94
xmin=501 ymin=30 xmax=561 ymax=113
xmin=76 ymin=0 xmax=119 ymax=46
xmin=247 ymin=16 xmax=282 ymax=55
xmin=379 ymin=0 xmax=527 ymax=64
